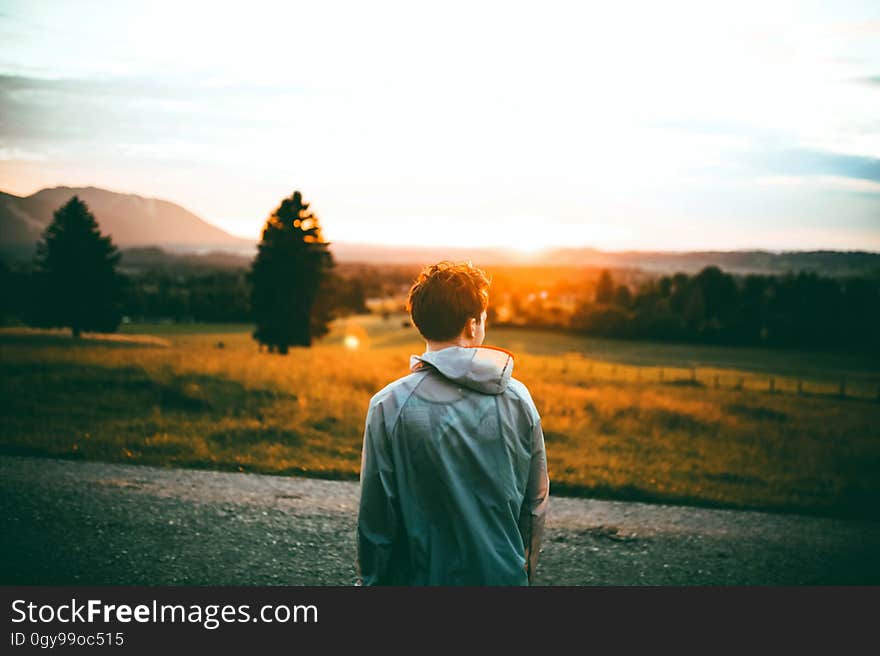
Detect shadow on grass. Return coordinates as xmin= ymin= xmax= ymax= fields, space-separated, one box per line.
xmin=208 ymin=428 xmax=303 ymax=447
xmin=0 ymin=331 xmax=168 ymax=350
xmin=0 ymin=360 xmax=288 ymax=419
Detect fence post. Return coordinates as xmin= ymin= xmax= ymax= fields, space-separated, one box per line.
xmin=797 ymin=380 xmax=803 ymax=396
xmin=769 ymin=377 xmax=775 ymax=394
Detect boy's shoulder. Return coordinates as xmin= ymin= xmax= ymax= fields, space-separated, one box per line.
xmin=505 ymin=376 xmax=540 ymax=424
xmin=369 ymin=370 xmax=429 ymax=408
xmin=505 ymin=375 xmax=533 ymax=402
xmin=365 ymin=370 xmax=431 ymax=435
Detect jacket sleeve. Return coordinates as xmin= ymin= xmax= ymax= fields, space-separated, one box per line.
xmin=518 ymin=417 xmax=550 ymax=584
xmin=356 ymin=400 xmax=401 ymax=585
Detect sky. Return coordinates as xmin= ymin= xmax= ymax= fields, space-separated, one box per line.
xmin=1 ymin=0 xmax=879 ymax=252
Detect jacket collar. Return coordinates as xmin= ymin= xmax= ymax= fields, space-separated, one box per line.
xmin=409 ymin=345 xmax=514 ymax=395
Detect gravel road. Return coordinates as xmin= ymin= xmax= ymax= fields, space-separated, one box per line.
xmin=1 ymin=455 xmax=878 ymax=585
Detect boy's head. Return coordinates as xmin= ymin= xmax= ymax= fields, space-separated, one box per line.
xmin=406 ymin=260 xmax=491 ymax=347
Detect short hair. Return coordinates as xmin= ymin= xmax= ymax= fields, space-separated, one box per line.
xmin=406 ymin=260 xmax=491 ymax=341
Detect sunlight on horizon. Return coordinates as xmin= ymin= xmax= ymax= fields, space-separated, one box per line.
xmin=0 ymin=0 xmax=878 ymax=251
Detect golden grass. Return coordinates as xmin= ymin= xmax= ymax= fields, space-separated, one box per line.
xmin=1 ymin=318 xmax=878 ymax=518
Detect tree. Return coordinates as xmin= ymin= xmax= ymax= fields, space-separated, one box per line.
xmin=595 ymin=269 xmax=614 ymax=304
xmin=613 ymin=284 xmax=632 ymax=308
xmin=0 ymin=259 xmax=11 ymax=324
xmin=248 ymin=191 xmax=335 ymax=353
xmin=28 ymin=196 xmax=124 ymax=337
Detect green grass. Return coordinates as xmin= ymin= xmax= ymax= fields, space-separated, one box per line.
xmin=119 ymin=322 xmax=254 ymax=335
xmin=1 ymin=315 xmax=879 ymax=519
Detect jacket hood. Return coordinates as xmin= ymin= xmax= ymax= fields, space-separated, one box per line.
xmin=409 ymin=345 xmax=514 ymax=395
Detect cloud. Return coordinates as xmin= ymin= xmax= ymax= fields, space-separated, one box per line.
xmin=752 ymin=147 xmax=880 ymax=184
xmin=0 ymin=73 xmax=314 ymax=151
xmin=2 ymin=2 xmax=879 ymax=250
xmin=0 ymin=147 xmax=47 ymax=162
xmin=754 ymin=175 xmax=880 ymax=194
xmin=0 ymin=73 xmax=310 ymax=99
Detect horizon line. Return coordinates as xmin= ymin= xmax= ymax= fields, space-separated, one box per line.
xmin=3 ymin=184 xmax=879 ymax=256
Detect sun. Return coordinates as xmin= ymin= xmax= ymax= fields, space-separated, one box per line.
xmin=486 ymin=217 xmax=562 ymax=256
xmin=500 ymin=231 xmax=551 ymax=257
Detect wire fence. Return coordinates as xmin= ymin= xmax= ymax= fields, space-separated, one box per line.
xmin=531 ymin=355 xmax=880 ymax=402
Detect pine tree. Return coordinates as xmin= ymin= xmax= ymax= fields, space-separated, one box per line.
xmin=595 ymin=269 xmax=614 ymax=304
xmin=28 ymin=196 xmax=125 ymax=337
xmin=248 ymin=191 xmax=335 ymax=353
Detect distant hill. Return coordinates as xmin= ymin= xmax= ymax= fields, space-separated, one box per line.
xmin=0 ymin=186 xmax=253 ymax=252
xmin=329 ymin=242 xmax=880 ymax=277
xmin=536 ymin=248 xmax=880 ymax=278
xmin=2 ymin=186 xmax=877 ymax=278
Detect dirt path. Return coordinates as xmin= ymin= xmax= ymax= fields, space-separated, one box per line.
xmin=1 ymin=455 xmax=878 ymax=585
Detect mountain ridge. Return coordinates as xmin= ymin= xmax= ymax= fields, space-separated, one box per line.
xmin=2 ymin=186 xmax=878 ymax=277
xmin=0 ymin=186 xmax=253 ymax=250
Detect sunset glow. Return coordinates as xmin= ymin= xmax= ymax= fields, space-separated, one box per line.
xmin=1 ymin=0 xmax=878 ymax=251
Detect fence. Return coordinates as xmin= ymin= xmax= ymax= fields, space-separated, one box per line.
xmin=532 ymin=355 xmax=880 ymax=402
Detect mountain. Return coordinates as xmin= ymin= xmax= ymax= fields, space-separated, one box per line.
xmin=536 ymin=248 xmax=880 ymax=277
xmin=0 ymin=186 xmax=253 ymax=252
xmin=2 ymin=186 xmax=877 ymax=278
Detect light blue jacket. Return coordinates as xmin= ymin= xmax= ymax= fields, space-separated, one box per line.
xmin=357 ymin=345 xmax=550 ymax=585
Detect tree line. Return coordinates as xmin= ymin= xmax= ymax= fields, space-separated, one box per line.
xmin=568 ymin=267 xmax=880 ymax=352
xmin=1 ymin=192 xmax=877 ymax=354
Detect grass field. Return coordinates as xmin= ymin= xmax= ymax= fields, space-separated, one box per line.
xmin=2 ymin=315 xmax=879 ymax=519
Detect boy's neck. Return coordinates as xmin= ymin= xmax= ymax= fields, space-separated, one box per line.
xmin=425 ymin=338 xmax=471 ymax=352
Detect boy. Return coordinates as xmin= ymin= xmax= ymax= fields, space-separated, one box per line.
xmin=356 ymin=260 xmax=549 ymax=585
